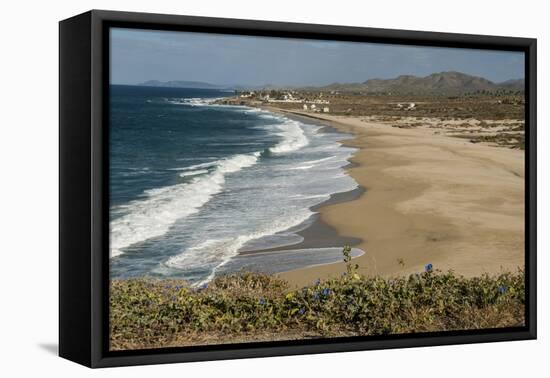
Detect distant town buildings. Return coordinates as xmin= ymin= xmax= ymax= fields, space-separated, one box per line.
xmin=239 ymin=91 xmax=255 ymax=98
xmin=396 ymin=102 xmax=417 ymax=111
xmin=237 ymin=90 xmax=330 ymax=106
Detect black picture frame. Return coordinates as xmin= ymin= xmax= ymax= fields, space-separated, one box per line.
xmin=59 ymin=9 xmax=537 ymax=368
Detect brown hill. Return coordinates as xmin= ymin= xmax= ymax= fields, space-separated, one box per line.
xmin=316 ymin=72 xmax=523 ymax=95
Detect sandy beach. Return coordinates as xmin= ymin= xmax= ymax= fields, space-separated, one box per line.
xmin=273 ymin=110 xmax=525 ymax=287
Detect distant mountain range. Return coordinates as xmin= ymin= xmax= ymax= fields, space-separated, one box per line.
xmin=314 ymin=72 xmax=525 ymax=94
xmin=497 ymin=78 xmax=526 ymax=91
xmin=139 ymin=72 xmax=524 ymax=95
xmin=139 ymin=80 xmax=232 ymax=90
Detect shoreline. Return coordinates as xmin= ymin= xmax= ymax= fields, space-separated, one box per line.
xmin=267 ymin=109 xmax=524 ymax=287
xmin=233 ymin=110 xmax=365 ymax=273
xmin=239 ymin=186 xmax=364 ymax=255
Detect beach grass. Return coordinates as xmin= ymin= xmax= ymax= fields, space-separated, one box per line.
xmin=110 ymin=248 xmax=525 ymax=350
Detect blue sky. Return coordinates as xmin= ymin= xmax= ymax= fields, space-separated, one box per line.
xmin=110 ymin=28 xmax=524 ymax=86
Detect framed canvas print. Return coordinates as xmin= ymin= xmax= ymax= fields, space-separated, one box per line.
xmin=59 ymin=10 xmax=536 ymax=368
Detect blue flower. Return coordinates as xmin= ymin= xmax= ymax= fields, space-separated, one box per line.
xmin=322 ymin=288 xmax=330 ymax=296
xmin=314 ymin=278 xmax=321 ymax=286
xmin=299 ymin=308 xmax=305 ymax=315
xmin=498 ymin=286 xmax=507 ymax=294
xmin=259 ymin=298 xmax=266 ymax=305
xmin=199 ymin=283 xmax=208 ymax=290
xmin=425 ymin=263 xmax=433 ymax=272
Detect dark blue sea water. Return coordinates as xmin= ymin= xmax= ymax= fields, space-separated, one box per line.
xmin=109 ymin=85 xmax=359 ymax=284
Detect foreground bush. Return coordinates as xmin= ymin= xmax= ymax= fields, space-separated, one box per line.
xmin=110 ymin=258 xmax=524 ymax=350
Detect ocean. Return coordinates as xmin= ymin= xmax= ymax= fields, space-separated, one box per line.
xmin=109 ymin=85 xmax=360 ymax=284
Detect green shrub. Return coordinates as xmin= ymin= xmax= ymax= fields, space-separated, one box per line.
xmin=110 ymin=248 xmax=525 ymax=350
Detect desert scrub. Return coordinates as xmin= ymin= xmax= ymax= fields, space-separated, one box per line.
xmin=110 ymin=249 xmax=525 ymax=350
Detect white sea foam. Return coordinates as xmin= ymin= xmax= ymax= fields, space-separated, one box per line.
xmin=269 ymin=120 xmax=309 ymax=154
xmin=280 ymin=156 xmax=336 ymax=171
xmin=259 ymin=113 xmax=282 ymax=121
xmin=206 ymin=142 xmax=265 ymax=147
xmin=286 ymin=165 xmax=315 ymax=170
xmin=110 ymin=151 xmax=261 ymax=257
xmin=167 ymin=97 xmax=250 ymax=110
xmin=179 ymin=169 xmax=209 ymax=178
xmin=176 ymin=156 xmax=219 ymax=161
xmin=167 ymin=161 xmax=219 ymax=171
xmin=290 ymin=194 xmax=330 ymax=200
xmin=299 ymin=156 xmax=335 ymax=165
xmin=164 ymin=210 xmax=312 ymax=286
xmin=168 ymin=97 xmax=220 ymax=106
xmin=119 ymin=167 xmax=152 ymax=177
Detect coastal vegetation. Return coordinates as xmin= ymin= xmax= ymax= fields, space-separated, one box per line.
xmin=215 ymin=71 xmax=525 ymax=120
xmin=110 ymin=247 xmax=525 ymax=350
xmin=219 ymin=91 xmax=525 ymax=120
xmin=215 ymin=72 xmax=525 ymax=150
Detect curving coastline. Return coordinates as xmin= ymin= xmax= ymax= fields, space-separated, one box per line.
xmin=268 ymin=110 xmax=525 ymax=287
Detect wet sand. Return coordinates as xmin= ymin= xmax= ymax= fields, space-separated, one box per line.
xmin=272 ymin=110 xmax=525 ymax=288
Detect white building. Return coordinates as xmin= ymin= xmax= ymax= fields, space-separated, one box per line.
xmin=303 ymin=104 xmax=308 ymax=110
xmin=315 ymin=99 xmax=330 ymax=104
xmin=323 ymin=107 xmax=330 ymax=113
